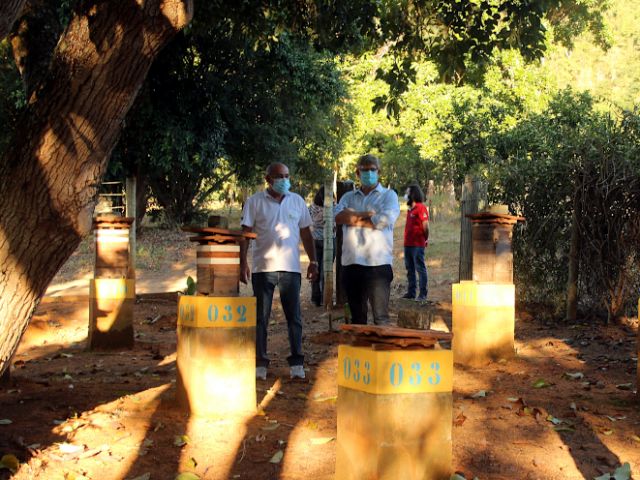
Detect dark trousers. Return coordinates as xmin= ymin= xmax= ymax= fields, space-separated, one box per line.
xmin=404 ymin=246 xmax=428 ymax=298
xmin=311 ymin=238 xmax=335 ymax=305
xmin=341 ymin=264 xmax=393 ymax=325
xmin=252 ymin=272 xmax=303 ymax=368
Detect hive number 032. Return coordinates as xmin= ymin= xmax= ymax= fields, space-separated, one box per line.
xmin=207 ymin=304 xmax=247 ymax=323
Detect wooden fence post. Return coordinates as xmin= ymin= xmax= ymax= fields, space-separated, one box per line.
xmin=427 ymin=179 xmax=435 ymax=222
xmin=125 ymin=176 xmax=137 ymax=280
xmin=323 ymin=176 xmax=335 ymax=312
xmin=459 ymin=175 xmax=487 ymax=281
xmin=566 ymin=188 xmax=581 ymax=322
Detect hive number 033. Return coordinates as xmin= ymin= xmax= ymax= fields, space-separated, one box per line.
xmin=342 ymin=357 xmax=371 ymax=385
xmin=342 ymin=357 xmax=441 ymax=387
xmin=389 ymin=361 xmax=441 ymax=386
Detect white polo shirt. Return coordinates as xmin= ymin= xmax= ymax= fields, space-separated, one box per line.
xmin=242 ymin=190 xmax=312 ymax=273
xmin=334 ymin=184 xmax=400 ymax=267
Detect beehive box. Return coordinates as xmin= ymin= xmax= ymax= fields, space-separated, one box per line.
xmin=176 ymin=295 xmax=256 ymax=418
xmin=88 ymin=278 xmax=135 ymax=349
xmin=336 ymin=345 xmax=453 ymax=480
xmin=452 ymin=281 xmax=515 ymax=366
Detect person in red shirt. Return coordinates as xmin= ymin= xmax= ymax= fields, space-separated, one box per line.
xmin=402 ymin=184 xmax=429 ymax=301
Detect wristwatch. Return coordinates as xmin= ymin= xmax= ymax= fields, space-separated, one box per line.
xmin=309 ymin=261 xmax=319 ymax=266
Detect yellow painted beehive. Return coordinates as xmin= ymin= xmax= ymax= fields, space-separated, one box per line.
xmin=176 ymin=295 xmax=256 ymax=418
xmin=88 ymin=278 xmax=135 ymax=349
xmin=336 ymin=345 xmax=453 ymax=480
xmin=452 ymin=281 xmax=515 ymax=366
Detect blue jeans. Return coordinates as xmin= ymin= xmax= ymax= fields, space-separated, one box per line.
xmin=404 ymin=246 xmax=428 ymax=298
xmin=252 ymin=272 xmax=303 ymax=368
xmin=342 ymin=264 xmax=393 ymax=325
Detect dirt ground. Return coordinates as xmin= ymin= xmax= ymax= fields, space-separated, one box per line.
xmin=1 ymin=220 xmax=639 ymax=480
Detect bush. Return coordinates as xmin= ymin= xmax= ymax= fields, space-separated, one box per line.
xmin=491 ymin=92 xmax=640 ymax=321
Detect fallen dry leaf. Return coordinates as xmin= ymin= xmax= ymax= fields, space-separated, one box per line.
xmin=470 ymin=390 xmax=487 ymax=399
xmin=309 ymin=437 xmax=335 ymax=445
xmin=269 ymin=450 xmax=284 ymax=464
xmin=175 ymin=473 xmax=200 ymax=480
xmin=453 ymin=412 xmax=467 ymax=426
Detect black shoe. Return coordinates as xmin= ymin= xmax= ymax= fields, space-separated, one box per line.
xmin=401 ymin=293 xmax=414 ymax=299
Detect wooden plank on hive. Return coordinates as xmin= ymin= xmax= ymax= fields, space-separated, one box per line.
xmin=340 ymin=324 xmax=452 ymax=341
xmin=188 ymin=235 xmax=240 ymax=243
xmin=181 ymin=225 xmax=258 ymax=239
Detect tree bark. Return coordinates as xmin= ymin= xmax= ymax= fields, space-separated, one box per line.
xmin=0 ymin=0 xmax=26 ymax=40
xmin=0 ymin=0 xmax=193 ymax=375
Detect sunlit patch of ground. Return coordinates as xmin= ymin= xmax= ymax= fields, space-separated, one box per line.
xmin=2 ymin=215 xmax=639 ymax=480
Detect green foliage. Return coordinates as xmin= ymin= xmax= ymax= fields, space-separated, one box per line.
xmin=339 ymin=47 xmax=553 ymax=190
xmin=367 ymin=0 xmax=609 ymax=116
xmin=111 ymin=26 xmax=349 ymax=224
xmin=545 ymin=0 xmax=640 ymax=109
xmin=0 ymin=40 xmax=25 ymax=153
xmin=490 ymin=91 xmax=640 ymax=318
xmin=185 ymin=276 xmax=197 ymax=296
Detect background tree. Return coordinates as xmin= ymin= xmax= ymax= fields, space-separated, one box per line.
xmin=0 ymin=0 xmax=612 ymax=375
xmin=491 ymin=92 xmax=640 ymax=321
xmin=111 ymin=3 xmax=353 ymax=225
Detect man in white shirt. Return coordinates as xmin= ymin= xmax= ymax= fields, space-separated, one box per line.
xmin=334 ymin=154 xmax=400 ymax=325
xmin=240 ymin=163 xmax=318 ymax=380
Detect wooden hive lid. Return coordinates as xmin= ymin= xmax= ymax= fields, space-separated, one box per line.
xmin=182 ymin=225 xmax=258 ymax=245
xmin=340 ymin=324 xmax=452 ymax=350
xmin=93 ymin=216 xmax=135 ymax=229
xmin=466 ymin=212 xmax=525 ymax=224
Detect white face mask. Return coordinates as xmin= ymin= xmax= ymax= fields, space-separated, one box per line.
xmin=403 ymin=194 xmax=410 ymax=201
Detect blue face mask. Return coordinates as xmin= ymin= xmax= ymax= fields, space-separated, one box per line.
xmin=360 ymin=170 xmax=378 ymax=187
xmin=272 ymin=178 xmax=291 ymax=194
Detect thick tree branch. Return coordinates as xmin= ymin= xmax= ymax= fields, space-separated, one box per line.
xmin=0 ymin=0 xmax=26 ymax=40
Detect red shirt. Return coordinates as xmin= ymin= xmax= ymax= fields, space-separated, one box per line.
xmin=404 ymin=202 xmax=429 ymax=247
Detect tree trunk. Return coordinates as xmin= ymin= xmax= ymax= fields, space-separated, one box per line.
xmin=0 ymin=0 xmax=193 ymax=375
xmin=426 ymin=179 xmax=435 ymax=222
xmin=133 ymin=165 xmax=150 ymax=226
xmin=126 ymin=176 xmax=137 ymax=280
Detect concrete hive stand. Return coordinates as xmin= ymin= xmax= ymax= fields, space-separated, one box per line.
xmin=89 ymin=216 xmax=135 ymax=350
xmin=336 ymin=324 xmax=454 ymax=480
xmin=176 ymin=225 xmax=258 ymax=418
xmin=452 ymin=208 xmax=524 ymax=366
